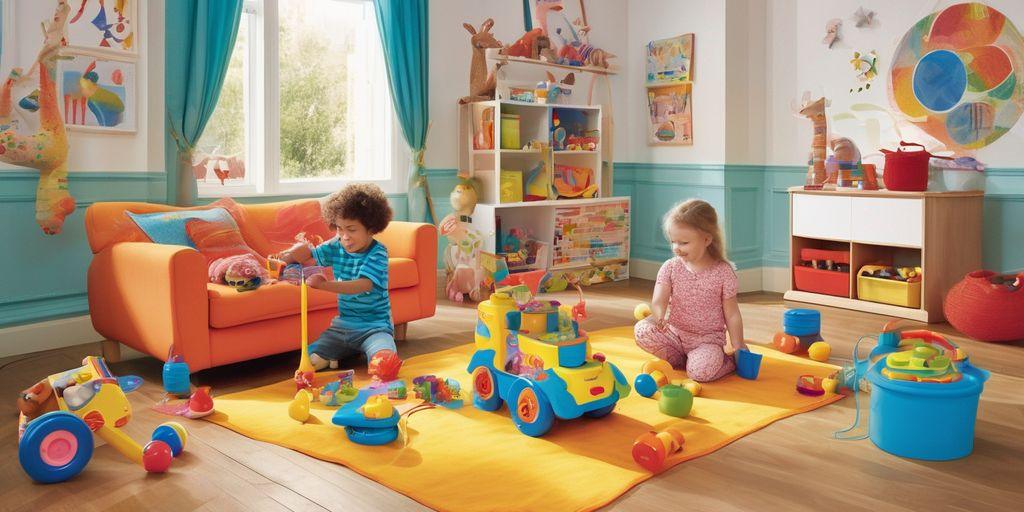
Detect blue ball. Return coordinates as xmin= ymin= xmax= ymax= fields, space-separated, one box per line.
xmin=151 ymin=425 xmax=183 ymax=457
xmin=634 ymin=374 xmax=658 ymax=398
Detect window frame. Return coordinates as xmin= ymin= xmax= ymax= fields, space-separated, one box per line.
xmin=198 ymin=0 xmax=405 ymax=199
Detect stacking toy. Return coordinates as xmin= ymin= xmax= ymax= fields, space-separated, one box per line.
xmin=632 ymin=429 xmax=685 ymax=472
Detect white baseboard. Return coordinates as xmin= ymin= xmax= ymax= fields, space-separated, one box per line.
xmin=736 ymin=267 xmax=764 ymax=293
xmin=0 ymin=316 xmax=103 ymax=359
xmin=762 ymin=266 xmax=790 ymax=293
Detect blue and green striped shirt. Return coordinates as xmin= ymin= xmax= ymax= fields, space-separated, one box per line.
xmin=312 ymin=239 xmax=393 ymax=333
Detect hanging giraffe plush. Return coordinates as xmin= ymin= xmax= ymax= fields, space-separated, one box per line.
xmin=0 ymin=1 xmax=75 ymax=235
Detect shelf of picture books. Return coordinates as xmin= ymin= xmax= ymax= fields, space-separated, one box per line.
xmin=460 ymin=100 xmax=605 ymax=207
xmin=472 ymin=196 xmax=630 ymax=287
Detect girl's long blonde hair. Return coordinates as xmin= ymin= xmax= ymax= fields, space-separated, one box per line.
xmin=662 ymin=199 xmax=727 ymax=262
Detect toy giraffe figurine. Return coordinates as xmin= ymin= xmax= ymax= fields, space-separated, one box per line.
xmin=295 ymin=276 xmax=317 ymax=390
xmin=0 ymin=1 xmax=75 ymax=234
xmin=799 ymin=96 xmax=828 ymax=189
xmin=460 ymin=19 xmax=503 ymax=104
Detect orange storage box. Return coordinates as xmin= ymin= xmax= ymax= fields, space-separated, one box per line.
xmin=793 ymin=248 xmax=850 ymax=297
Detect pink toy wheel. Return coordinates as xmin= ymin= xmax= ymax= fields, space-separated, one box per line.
xmin=39 ymin=430 xmax=79 ymax=466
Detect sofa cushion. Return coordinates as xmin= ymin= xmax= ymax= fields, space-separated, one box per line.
xmin=388 ymin=258 xmax=419 ymax=288
xmin=208 ymin=258 xmax=421 ymax=328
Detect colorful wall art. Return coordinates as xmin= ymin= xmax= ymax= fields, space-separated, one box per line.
xmin=646 ymin=34 xmax=694 ymax=83
xmin=889 ymin=2 xmax=1024 ymax=149
xmin=646 ymin=82 xmax=692 ymax=145
xmin=58 ymin=53 xmax=135 ymax=132
xmin=65 ymin=0 xmax=136 ymax=55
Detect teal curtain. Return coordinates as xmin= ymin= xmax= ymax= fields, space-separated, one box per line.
xmin=165 ymin=1 xmax=244 ymax=205
xmin=374 ymin=0 xmax=434 ymax=223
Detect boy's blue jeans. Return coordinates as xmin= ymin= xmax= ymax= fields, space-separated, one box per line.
xmin=308 ymin=317 xmax=395 ymax=362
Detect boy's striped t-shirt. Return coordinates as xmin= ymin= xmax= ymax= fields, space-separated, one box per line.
xmin=311 ymin=238 xmax=393 ymax=333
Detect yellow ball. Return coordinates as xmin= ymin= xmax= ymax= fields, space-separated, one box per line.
xmin=683 ymin=381 xmax=702 ymax=397
xmin=808 ymin=341 xmax=831 ymax=362
xmin=634 ymin=303 xmax=652 ymax=321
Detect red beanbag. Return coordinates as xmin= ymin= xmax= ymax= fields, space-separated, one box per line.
xmin=944 ymin=270 xmax=1024 ymax=343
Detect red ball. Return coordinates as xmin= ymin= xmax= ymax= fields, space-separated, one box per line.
xmin=143 ymin=440 xmax=173 ymax=473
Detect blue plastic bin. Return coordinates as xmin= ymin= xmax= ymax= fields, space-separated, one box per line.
xmin=866 ymin=359 xmax=989 ymax=461
xmin=783 ymin=309 xmax=820 ymax=336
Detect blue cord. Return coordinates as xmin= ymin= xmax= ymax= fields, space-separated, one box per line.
xmin=833 ymin=335 xmax=876 ymax=441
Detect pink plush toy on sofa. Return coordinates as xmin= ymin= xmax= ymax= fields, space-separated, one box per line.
xmin=208 ymin=254 xmax=269 ymax=291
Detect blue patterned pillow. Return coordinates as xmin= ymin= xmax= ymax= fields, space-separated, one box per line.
xmin=127 ymin=207 xmax=237 ymax=247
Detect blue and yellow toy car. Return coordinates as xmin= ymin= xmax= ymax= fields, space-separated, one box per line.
xmin=467 ymin=289 xmax=630 ymax=436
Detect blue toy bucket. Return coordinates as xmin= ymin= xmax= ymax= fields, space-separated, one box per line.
xmin=865 ymin=360 xmax=989 ymax=461
xmin=783 ymin=309 xmax=820 ymax=336
xmin=735 ymin=349 xmax=762 ymax=380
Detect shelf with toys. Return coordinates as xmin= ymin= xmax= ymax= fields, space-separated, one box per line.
xmin=785 ymin=187 xmax=982 ymax=322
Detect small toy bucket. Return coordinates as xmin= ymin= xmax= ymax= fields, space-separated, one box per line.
xmin=658 ymin=385 xmax=693 ymax=417
xmin=736 ymin=349 xmax=762 ymax=380
xmin=783 ymin=309 xmax=821 ymax=336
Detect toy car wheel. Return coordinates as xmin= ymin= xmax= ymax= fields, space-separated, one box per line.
xmin=584 ymin=402 xmax=616 ymax=419
xmin=509 ymin=379 xmax=554 ymax=437
xmin=18 ymin=411 xmax=94 ymax=484
xmin=471 ymin=366 xmax=503 ymax=411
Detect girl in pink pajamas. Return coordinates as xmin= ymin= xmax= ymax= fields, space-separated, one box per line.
xmin=635 ymin=199 xmax=747 ymax=382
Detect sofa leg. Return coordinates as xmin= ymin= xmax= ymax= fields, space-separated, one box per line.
xmin=101 ymin=339 xmax=122 ymax=363
xmin=395 ymin=323 xmax=408 ymax=342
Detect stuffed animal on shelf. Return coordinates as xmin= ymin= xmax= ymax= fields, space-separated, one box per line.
xmin=503 ymin=28 xmax=551 ymax=60
xmin=460 ymin=19 xmax=504 ymax=104
xmin=0 ymin=1 xmax=75 ymax=234
xmin=449 ymin=176 xmax=480 ymax=221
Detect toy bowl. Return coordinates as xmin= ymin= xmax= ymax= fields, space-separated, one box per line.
xmin=658 ymin=385 xmax=693 ymax=417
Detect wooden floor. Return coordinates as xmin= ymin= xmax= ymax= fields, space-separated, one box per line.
xmin=2 ymin=279 xmax=1022 ymax=511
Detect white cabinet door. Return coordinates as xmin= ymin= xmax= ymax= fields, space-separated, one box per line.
xmin=851 ymin=197 xmax=923 ymax=247
xmin=792 ymin=194 xmax=852 ymax=240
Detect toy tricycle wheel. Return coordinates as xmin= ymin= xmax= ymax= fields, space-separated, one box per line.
xmin=584 ymin=402 xmax=616 ymax=419
xmin=509 ymin=379 xmax=554 ymax=437
xmin=19 ymin=411 xmax=94 ymax=484
xmin=471 ymin=366 xmax=503 ymax=411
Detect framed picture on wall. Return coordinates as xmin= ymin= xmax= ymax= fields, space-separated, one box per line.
xmin=57 ymin=51 xmax=136 ymax=133
xmin=64 ymin=0 xmax=137 ymax=57
xmin=646 ymin=34 xmax=694 ymax=84
xmin=646 ymin=82 xmax=692 ymax=146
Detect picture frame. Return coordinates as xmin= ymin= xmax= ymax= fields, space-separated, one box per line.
xmin=646 ymin=82 xmax=692 ymax=146
xmin=646 ymin=34 xmax=694 ymax=84
xmin=63 ymin=0 xmax=137 ymax=57
xmin=57 ymin=51 xmax=136 ymax=133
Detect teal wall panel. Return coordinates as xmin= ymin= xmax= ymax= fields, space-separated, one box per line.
xmin=0 ymin=171 xmax=163 ymax=327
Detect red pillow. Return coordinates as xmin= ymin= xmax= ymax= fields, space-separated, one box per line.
xmin=186 ymin=218 xmax=266 ymax=266
xmin=264 ymin=200 xmax=334 ymax=248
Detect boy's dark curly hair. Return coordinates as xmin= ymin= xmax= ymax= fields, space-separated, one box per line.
xmin=322 ymin=183 xmax=393 ymax=233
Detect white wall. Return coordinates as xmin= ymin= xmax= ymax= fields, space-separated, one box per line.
xmin=625 ymin=0 xmax=727 ymax=164
xmin=1 ymin=0 xmax=163 ymax=173
xmin=765 ymin=0 xmax=1024 ymax=167
xmin=426 ymin=0 xmax=628 ymax=170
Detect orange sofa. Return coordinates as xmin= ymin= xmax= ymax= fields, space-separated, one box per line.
xmin=85 ymin=200 xmax=437 ymax=371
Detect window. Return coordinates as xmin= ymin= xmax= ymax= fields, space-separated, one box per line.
xmin=196 ymin=0 xmax=400 ymax=197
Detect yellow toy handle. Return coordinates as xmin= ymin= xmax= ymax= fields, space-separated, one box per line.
xmin=96 ymin=424 xmax=143 ymax=465
xmin=298 ymin=277 xmax=315 ymax=375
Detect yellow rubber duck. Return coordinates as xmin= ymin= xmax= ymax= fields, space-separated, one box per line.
xmin=288 ymin=389 xmax=313 ymax=423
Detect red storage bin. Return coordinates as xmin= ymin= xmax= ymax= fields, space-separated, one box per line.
xmin=881 ymin=141 xmax=950 ymax=192
xmin=793 ymin=248 xmax=850 ymax=297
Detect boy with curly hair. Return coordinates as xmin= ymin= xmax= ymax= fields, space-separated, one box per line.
xmin=278 ymin=183 xmax=399 ymax=377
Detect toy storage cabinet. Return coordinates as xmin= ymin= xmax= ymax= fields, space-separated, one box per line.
xmin=784 ymin=188 xmax=983 ymax=322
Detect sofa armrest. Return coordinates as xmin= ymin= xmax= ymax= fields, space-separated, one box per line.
xmin=88 ymin=243 xmax=212 ymax=370
xmin=375 ymin=222 xmax=438 ymax=318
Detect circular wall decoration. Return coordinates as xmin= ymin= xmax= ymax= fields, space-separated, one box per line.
xmin=889 ymin=2 xmax=1024 ymax=149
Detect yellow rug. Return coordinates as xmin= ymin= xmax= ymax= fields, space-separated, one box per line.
xmin=205 ymin=326 xmax=843 ymax=511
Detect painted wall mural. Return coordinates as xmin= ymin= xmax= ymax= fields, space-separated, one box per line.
xmin=889 ymin=2 xmax=1024 ymax=149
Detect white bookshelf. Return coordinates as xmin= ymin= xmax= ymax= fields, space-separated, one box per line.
xmin=456 ymin=58 xmax=629 ymax=284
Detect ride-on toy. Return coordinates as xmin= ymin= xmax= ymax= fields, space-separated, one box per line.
xmin=467 ymin=286 xmax=630 ymax=436
xmin=17 ymin=356 xmax=188 ymax=483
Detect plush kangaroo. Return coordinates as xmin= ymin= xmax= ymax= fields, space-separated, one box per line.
xmin=17 ymin=379 xmax=59 ymax=422
xmin=460 ymin=19 xmax=503 ymax=104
